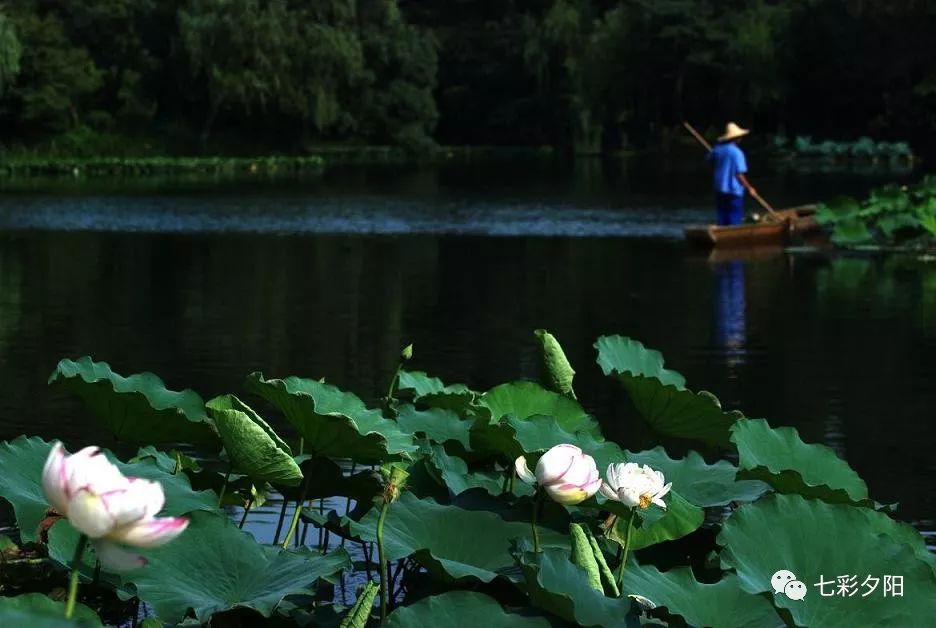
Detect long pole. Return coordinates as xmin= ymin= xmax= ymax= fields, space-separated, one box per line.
xmin=682 ymin=121 xmax=780 ymax=218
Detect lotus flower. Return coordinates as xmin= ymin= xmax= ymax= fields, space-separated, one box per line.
xmin=515 ymin=444 xmax=602 ymax=505
xmin=42 ymin=443 xmax=189 ymax=571
xmin=600 ymin=462 xmax=672 ymax=510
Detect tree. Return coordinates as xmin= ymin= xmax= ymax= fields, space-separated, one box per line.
xmin=5 ymin=5 xmax=102 ymax=132
xmin=356 ymin=0 xmax=439 ymax=150
xmin=0 ymin=12 xmax=21 ymax=98
xmin=278 ymin=1 xmax=366 ymax=140
xmin=178 ymin=0 xmax=291 ymax=140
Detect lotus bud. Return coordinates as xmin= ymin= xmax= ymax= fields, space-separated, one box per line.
xmin=400 ymin=344 xmax=413 ymax=361
xmin=515 ymin=444 xmax=601 ymax=505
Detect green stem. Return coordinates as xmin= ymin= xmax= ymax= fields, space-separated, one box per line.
xmin=238 ymin=495 xmax=254 ymax=529
xmin=64 ymin=535 xmax=89 ymax=618
xmin=531 ymin=491 xmax=542 ymax=552
xmin=386 ymin=363 xmax=403 ymax=402
xmin=615 ymin=508 xmax=637 ymax=593
xmin=377 ymin=498 xmax=391 ymax=621
xmin=339 ymin=462 xmax=356 ymax=548
xmin=272 ymin=497 xmax=290 ymax=545
xmin=217 ymin=469 xmax=231 ymax=508
xmin=282 ymin=475 xmax=311 ymax=549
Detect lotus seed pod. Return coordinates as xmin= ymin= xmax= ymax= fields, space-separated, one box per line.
xmin=534 ymin=329 xmax=576 ymax=399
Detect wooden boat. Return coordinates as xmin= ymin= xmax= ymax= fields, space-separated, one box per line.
xmin=685 ymin=205 xmax=819 ymax=247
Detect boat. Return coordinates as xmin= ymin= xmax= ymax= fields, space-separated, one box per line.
xmin=684 ymin=205 xmax=819 ymax=247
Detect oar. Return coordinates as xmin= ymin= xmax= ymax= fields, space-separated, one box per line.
xmin=682 ymin=121 xmax=782 ymax=220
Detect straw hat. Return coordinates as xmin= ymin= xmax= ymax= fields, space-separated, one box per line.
xmin=718 ymin=122 xmax=750 ymax=142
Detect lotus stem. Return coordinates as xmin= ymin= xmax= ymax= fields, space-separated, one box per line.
xmin=64 ymin=534 xmax=89 ymax=618
xmin=377 ymin=498 xmax=391 ymax=621
xmin=317 ymin=497 xmax=326 ymax=550
xmin=238 ymin=495 xmax=254 ymax=529
xmin=340 ymin=462 xmax=356 ymax=548
xmin=282 ymin=475 xmax=311 ymax=549
xmin=217 ymin=469 xmax=231 ymax=508
xmin=615 ymin=508 xmax=637 ymax=593
xmin=531 ymin=491 xmax=542 ymax=552
xmin=272 ymin=497 xmax=290 ymax=545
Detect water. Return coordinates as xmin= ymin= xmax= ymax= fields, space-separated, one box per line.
xmin=0 ymin=158 xmax=932 ymax=543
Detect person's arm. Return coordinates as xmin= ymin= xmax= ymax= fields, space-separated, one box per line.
xmin=734 ymin=148 xmax=755 ymax=196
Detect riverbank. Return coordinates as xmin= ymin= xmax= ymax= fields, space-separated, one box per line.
xmin=0 ymin=145 xmax=558 ymax=179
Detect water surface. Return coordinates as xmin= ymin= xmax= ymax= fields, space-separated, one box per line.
xmin=0 ymin=159 xmax=931 ymax=543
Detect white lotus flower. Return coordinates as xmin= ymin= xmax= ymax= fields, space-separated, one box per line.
xmin=600 ymin=462 xmax=672 ymax=510
xmin=42 ymin=443 xmax=189 ymax=571
xmin=515 ymin=444 xmax=602 ymax=505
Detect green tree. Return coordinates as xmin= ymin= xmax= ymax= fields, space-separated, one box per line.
xmin=278 ymin=1 xmax=366 ymax=140
xmin=0 ymin=12 xmax=21 ymax=97
xmin=356 ymin=0 xmax=439 ymax=150
xmin=5 ymin=5 xmax=102 ymax=132
xmin=178 ymin=0 xmax=291 ymax=140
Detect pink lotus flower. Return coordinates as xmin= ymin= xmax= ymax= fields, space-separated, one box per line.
xmin=515 ymin=444 xmax=602 ymax=505
xmin=42 ymin=443 xmax=189 ymax=571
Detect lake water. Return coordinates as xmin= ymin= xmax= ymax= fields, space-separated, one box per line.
xmin=0 ymin=157 xmax=932 ymax=552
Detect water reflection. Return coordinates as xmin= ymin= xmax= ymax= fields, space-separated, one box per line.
xmin=712 ymin=260 xmax=747 ymax=367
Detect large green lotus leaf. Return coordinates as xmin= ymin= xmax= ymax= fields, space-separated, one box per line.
xmin=246 ymin=373 xmax=418 ymax=463
xmin=397 ymin=370 xmax=470 ymax=397
xmin=424 ymin=443 xmax=532 ymax=498
xmin=349 ymin=492 xmax=568 ymax=583
xmin=206 ymin=395 xmax=302 ymax=486
xmin=625 ymin=447 xmax=769 ymax=507
xmin=622 ymin=564 xmax=779 ymax=628
xmin=595 ymin=336 xmax=686 ymax=389
xmin=125 ymin=511 xmax=351 ymax=623
xmin=0 ymin=436 xmax=217 ymax=543
xmin=385 ymin=591 xmax=555 ymax=627
xmin=0 ymin=594 xmax=101 ymax=628
xmin=595 ymin=335 xmax=741 ymax=447
xmin=517 ymin=544 xmax=632 ymax=627
xmin=480 ymin=381 xmax=601 ymax=436
xmin=469 ymin=414 xmax=625 ymax=470
xmin=396 ymin=370 xmax=478 ymax=414
xmin=395 ymin=404 xmax=472 ymax=451
xmin=607 ymin=491 xmax=704 ymax=551
xmin=717 ymin=494 xmax=936 ymax=627
xmin=730 ymin=418 xmax=870 ymax=506
xmin=48 ymin=357 xmax=219 ymax=450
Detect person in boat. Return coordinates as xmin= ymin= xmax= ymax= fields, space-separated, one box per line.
xmin=706 ymin=122 xmax=757 ymax=226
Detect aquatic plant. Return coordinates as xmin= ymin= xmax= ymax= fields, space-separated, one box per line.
xmin=0 ymin=334 xmax=934 ymax=626
xmin=816 ymin=175 xmax=936 ymax=249
xmin=773 ymin=135 xmax=915 ymax=168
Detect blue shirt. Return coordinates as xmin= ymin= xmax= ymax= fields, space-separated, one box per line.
xmin=706 ymin=142 xmax=747 ymax=196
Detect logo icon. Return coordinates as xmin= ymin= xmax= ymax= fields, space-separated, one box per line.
xmin=772 ymin=570 xmax=807 ymax=600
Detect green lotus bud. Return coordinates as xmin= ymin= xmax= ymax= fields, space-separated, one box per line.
xmin=339 ymin=580 xmax=379 ymax=628
xmin=401 ymin=344 xmax=413 ymax=361
xmin=534 ymin=329 xmax=576 ymax=399
xmin=570 ymin=523 xmax=603 ymax=593
xmin=584 ymin=526 xmax=620 ymax=597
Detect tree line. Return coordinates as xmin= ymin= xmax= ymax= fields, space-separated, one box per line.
xmin=0 ymin=0 xmax=935 ymax=156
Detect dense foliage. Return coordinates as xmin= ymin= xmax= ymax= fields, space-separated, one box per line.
xmin=0 ymin=1 xmax=935 ymax=154
xmin=0 ymin=333 xmax=934 ymax=626
xmin=817 ymin=176 xmax=936 ymax=249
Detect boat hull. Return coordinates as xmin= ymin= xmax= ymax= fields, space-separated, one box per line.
xmin=685 ymin=206 xmax=819 ymax=247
